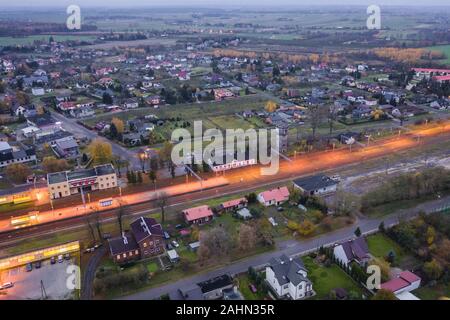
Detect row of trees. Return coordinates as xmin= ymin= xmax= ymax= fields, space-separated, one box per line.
xmin=197 ymin=219 xmax=274 ymax=264
xmin=361 ymin=167 xmax=450 ymax=211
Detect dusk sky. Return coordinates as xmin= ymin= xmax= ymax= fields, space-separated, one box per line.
xmin=0 ymin=0 xmax=449 ymax=8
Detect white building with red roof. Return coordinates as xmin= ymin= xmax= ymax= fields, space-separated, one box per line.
xmin=217 ymin=198 xmax=248 ymax=213
xmin=182 ymin=205 xmax=214 ymax=225
xmin=257 ymin=186 xmax=290 ymax=207
xmin=380 ymin=271 xmax=421 ymax=300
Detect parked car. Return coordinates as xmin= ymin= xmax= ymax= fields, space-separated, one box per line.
xmin=276 ymin=207 xmax=284 ymax=212
xmin=25 ymin=263 xmax=33 ymax=272
xmin=163 ymin=231 xmax=170 ymax=239
xmin=175 ymin=224 xmax=183 ymax=229
xmin=64 ymin=254 xmax=71 ymax=260
xmin=171 ymin=240 xmax=180 ymax=248
xmin=166 ymin=243 xmax=173 ymax=250
xmin=0 ymin=282 xmax=14 ymax=290
xmin=94 ymin=243 xmax=103 ymax=249
xmin=57 ymin=255 xmax=64 ymax=263
xmin=50 ymin=256 xmax=56 ymax=264
xmin=34 ymin=261 xmax=42 ymax=269
xmin=249 ymin=284 xmax=257 ymax=294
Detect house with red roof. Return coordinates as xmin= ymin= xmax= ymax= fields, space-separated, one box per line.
xmin=257 ymin=186 xmax=290 ymax=207
xmin=380 ymin=271 xmax=421 ymax=300
xmin=182 ymin=205 xmax=214 ymax=225
xmin=412 ymin=68 xmax=450 ymax=79
xmin=217 ymin=198 xmax=248 ymax=213
xmin=433 ymin=75 xmax=450 ymax=83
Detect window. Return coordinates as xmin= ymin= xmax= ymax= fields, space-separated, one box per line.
xmin=149 ymin=241 xmax=153 ymax=246
xmin=122 ymin=253 xmax=126 ymax=258
xmin=135 ymin=250 xmax=139 ymax=255
xmin=117 ymin=255 xmax=120 ymax=260
xmin=143 ymin=242 xmax=147 ymax=248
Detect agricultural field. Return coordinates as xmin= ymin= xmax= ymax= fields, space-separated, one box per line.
xmin=0 ymin=35 xmax=97 ymax=47
xmin=426 ymin=45 xmax=450 ymax=65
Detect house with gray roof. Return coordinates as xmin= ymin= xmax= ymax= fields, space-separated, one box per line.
xmin=293 ymin=174 xmax=339 ymax=196
xmin=265 ymin=254 xmax=314 ymax=300
xmin=333 ymin=237 xmax=370 ymax=267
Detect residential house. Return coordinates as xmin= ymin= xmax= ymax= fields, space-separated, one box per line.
xmin=123 ymin=98 xmax=139 ymax=109
xmin=129 ymin=217 xmax=165 ymax=259
xmin=217 ymin=198 xmax=247 ymax=213
xmin=53 ymin=138 xmax=79 ymax=159
xmin=293 ymin=175 xmax=339 ymax=196
xmin=178 ymin=274 xmax=234 ymax=300
xmin=214 ymin=88 xmax=234 ymax=101
xmin=108 ymin=217 xmax=165 ymax=264
xmin=257 ymin=187 xmax=290 ymax=207
xmin=265 ymin=254 xmax=314 ymax=300
xmin=333 ymin=237 xmax=370 ymax=267
xmin=0 ymin=141 xmax=37 ymax=168
xmin=182 ymin=205 xmax=214 ymax=225
xmin=380 ymin=271 xmax=421 ymax=300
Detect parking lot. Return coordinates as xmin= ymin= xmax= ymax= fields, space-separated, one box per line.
xmin=0 ymin=256 xmax=78 ymax=300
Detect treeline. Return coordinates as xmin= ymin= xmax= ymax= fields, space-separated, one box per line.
xmin=361 ymin=167 xmax=450 ymax=211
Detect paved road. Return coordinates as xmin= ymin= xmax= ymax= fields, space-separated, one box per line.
xmin=50 ymin=111 xmax=141 ymax=170
xmin=121 ymin=195 xmax=450 ymax=300
xmin=81 ymin=246 xmax=106 ymax=300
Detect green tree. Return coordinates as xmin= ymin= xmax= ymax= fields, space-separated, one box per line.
xmin=372 ymin=289 xmax=397 ymax=300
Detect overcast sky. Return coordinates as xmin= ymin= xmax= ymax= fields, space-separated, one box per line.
xmin=0 ymin=0 xmax=449 ymax=8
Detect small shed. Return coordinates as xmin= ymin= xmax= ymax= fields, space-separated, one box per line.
xmin=167 ymin=249 xmax=179 ymax=263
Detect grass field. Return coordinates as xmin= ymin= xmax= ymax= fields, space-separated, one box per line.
xmin=426 ymin=45 xmax=450 ymax=65
xmin=237 ymin=274 xmax=267 ymax=300
xmin=367 ymin=233 xmax=406 ymax=264
xmin=415 ymin=283 xmax=450 ymax=300
xmin=304 ymin=256 xmax=363 ymax=299
xmin=83 ymin=94 xmax=268 ymax=127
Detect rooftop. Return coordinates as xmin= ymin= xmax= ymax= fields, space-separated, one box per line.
xmin=183 ymin=205 xmax=213 ymax=222
xmin=293 ymin=174 xmax=338 ymax=192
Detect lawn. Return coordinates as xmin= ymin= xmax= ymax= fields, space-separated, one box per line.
xmin=208 ymin=115 xmax=262 ymax=131
xmin=83 ymin=94 xmax=269 ymax=127
xmin=303 ymin=256 xmax=363 ymax=300
xmin=415 ymin=283 xmax=450 ymax=300
xmin=237 ymin=274 xmax=267 ymax=300
xmin=426 ymin=45 xmax=450 ymax=65
xmin=366 ymin=233 xmax=406 ymax=266
xmin=363 ymin=194 xmax=439 ymax=218
xmin=146 ymin=261 xmax=159 ymax=273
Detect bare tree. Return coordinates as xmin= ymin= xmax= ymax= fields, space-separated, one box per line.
xmin=92 ymin=207 xmax=103 ymax=241
xmin=308 ymin=105 xmax=327 ymax=140
xmin=85 ymin=213 xmax=96 ymax=243
xmin=238 ymin=224 xmax=258 ymax=252
xmin=328 ymin=104 xmax=338 ymax=135
xmin=156 ymin=191 xmax=169 ymax=223
xmin=117 ymin=202 xmax=126 ymax=235
xmin=198 ymin=227 xmax=233 ymax=262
